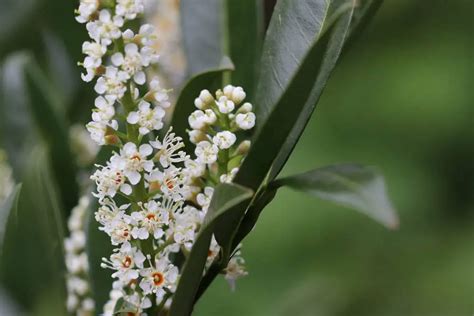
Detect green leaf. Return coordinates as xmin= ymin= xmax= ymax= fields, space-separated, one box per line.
xmin=169 ymin=58 xmax=234 ymax=143
xmin=231 ymin=187 xmax=278 ymax=248
xmin=169 ymin=183 xmax=253 ymax=316
xmin=85 ymin=196 xmax=114 ymax=311
xmin=0 ymin=146 xmax=66 ymax=311
xmin=0 ymin=184 xmax=22 ymax=254
xmin=0 ymin=53 xmax=36 ymax=179
xmin=24 ymin=56 xmax=79 ymax=213
xmin=180 ymin=0 xmax=223 ymax=75
xmin=272 ymin=164 xmax=399 ymax=229
xmin=234 ymin=0 xmax=363 ymax=190
xmin=226 ymin=0 xmax=264 ymax=98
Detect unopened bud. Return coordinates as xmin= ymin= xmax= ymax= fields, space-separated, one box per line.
xmin=223 ymin=85 xmax=235 ymax=99
xmin=238 ymin=102 xmax=252 ymax=113
xmin=232 ymin=87 xmax=246 ymax=104
xmin=194 ymin=97 xmax=204 ymax=109
xmin=199 ymin=89 xmax=214 ymax=104
xmin=237 ymin=140 xmax=251 ymax=155
xmin=105 ymin=134 xmax=120 ymax=145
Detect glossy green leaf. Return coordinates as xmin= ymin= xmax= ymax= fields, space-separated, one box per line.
xmin=234 ymin=0 xmax=360 ymax=190
xmin=169 ymin=183 xmax=253 ymax=316
xmin=227 ymin=0 xmax=264 ymax=98
xmin=272 ymin=164 xmax=399 ymax=229
xmin=180 ymin=0 xmax=223 ymax=75
xmin=0 ymin=146 xmax=66 ymax=311
xmin=268 ymin=0 xmax=384 ymax=180
xmin=0 ymin=53 xmax=35 ymax=179
xmin=24 ymin=57 xmax=79 ymax=213
xmin=169 ymin=58 xmax=234 ymax=144
xmin=85 ymin=196 xmax=113 ymax=311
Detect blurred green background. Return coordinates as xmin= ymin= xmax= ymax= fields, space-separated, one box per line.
xmin=0 ymin=0 xmax=472 ymax=315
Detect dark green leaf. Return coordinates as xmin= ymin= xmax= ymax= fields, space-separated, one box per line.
xmin=235 ymin=0 xmax=358 ymax=190
xmin=0 ymin=146 xmax=66 ymax=311
xmin=180 ymin=0 xmax=224 ymax=75
xmin=169 ymin=58 xmax=234 ymax=144
xmin=231 ymin=187 xmax=278 ymax=248
xmin=0 ymin=53 xmax=36 ymax=179
xmin=169 ymin=183 xmax=253 ymax=316
xmin=24 ymin=57 xmax=79 ymax=212
xmin=272 ymin=164 xmax=399 ymax=229
xmin=227 ymin=0 xmax=264 ymax=98
xmin=85 ymin=196 xmax=113 ymax=311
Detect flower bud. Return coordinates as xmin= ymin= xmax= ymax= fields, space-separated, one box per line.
xmin=238 ymin=102 xmax=252 ymax=114
xmin=237 ymin=140 xmax=251 ymax=155
xmin=199 ymin=89 xmax=214 ymax=104
xmin=188 ymin=130 xmax=207 ymax=144
xmin=231 ymin=87 xmax=246 ymax=104
xmin=223 ymin=85 xmax=235 ymax=99
xmin=194 ymin=97 xmax=204 ymax=109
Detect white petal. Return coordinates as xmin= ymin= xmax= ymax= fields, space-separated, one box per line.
xmin=127 ymin=112 xmax=139 ymax=124
xmin=139 ymin=144 xmax=153 ymax=156
xmin=134 ymin=72 xmax=146 ymax=85
xmin=120 ymin=184 xmax=132 ymax=195
xmin=111 ymin=53 xmax=124 ymax=66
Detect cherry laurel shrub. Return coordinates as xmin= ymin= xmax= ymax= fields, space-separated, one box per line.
xmin=0 ymin=0 xmax=397 ymax=315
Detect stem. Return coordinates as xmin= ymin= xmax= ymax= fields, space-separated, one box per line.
xmin=221 ymin=0 xmax=231 ymax=86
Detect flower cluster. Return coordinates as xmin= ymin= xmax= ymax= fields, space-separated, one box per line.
xmin=64 ymin=196 xmax=95 ymax=316
xmin=76 ymin=0 xmax=253 ymax=314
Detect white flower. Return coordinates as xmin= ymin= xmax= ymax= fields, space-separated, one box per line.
xmin=94 ymin=66 xmax=128 ymax=100
xmin=81 ymin=41 xmax=107 ymax=81
xmin=91 ymin=164 xmax=132 ymax=199
xmin=188 ymin=110 xmax=206 ymax=130
xmin=116 ymin=0 xmax=145 ymax=20
xmin=183 ymin=159 xmax=206 ymax=179
xmin=127 ymin=101 xmax=165 ymax=135
xmin=150 ymin=128 xmax=188 ymax=168
xmin=102 ymin=242 xmax=146 ymax=284
xmin=111 ymin=142 xmax=154 ymax=185
xmin=212 ymin=131 xmax=236 ymax=149
xmin=194 ymin=89 xmax=214 ymax=110
xmin=86 ymin=10 xmax=124 ymax=46
xmin=111 ymin=43 xmax=157 ymax=84
xmin=224 ymin=251 xmax=248 ymax=291
xmin=146 ymin=167 xmax=185 ymax=200
xmin=172 ymin=207 xmax=203 ymax=250
xmin=76 ymin=0 xmax=99 ymax=23
xmin=235 ymin=112 xmax=256 ymax=130
xmin=147 ymin=78 xmax=170 ymax=107
xmin=188 ymin=129 xmax=206 ymax=144
xmin=220 ymin=167 xmax=239 ymax=184
xmin=223 ymin=85 xmax=246 ymax=105
xmin=92 ymin=96 xmax=115 ymax=122
xmin=196 ymin=187 xmax=214 ymax=211
xmin=130 ymin=200 xmax=170 ymax=240
xmin=86 ymin=119 xmax=118 ymax=146
xmin=217 ymin=96 xmax=235 ymax=114
xmin=195 ymin=141 xmax=218 ymax=165
xmin=139 ymin=256 xmax=178 ymax=298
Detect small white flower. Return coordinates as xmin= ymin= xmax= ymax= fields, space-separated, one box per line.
xmin=92 ymin=96 xmax=115 ymax=123
xmin=111 ymin=43 xmax=157 ymax=84
xmin=224 ymin=251 xmax=248 ymax=291
xmin=217 ymin=96 xmax=235 ymax=114
xmin=116 ymin=0 xmax=145 ymax=20
xmin=188 ymin=110 xmax=207 ymax=130
xmin=183 ymin=159 xmax=206 ymax=179
xmin=91 ymin=164 xmax=132 ymax=199
xmin=223 ymin=85 xmax=246 ymax=105
xmin=76 ymin=0 xmax=99 ymax=23
xmin=212 ymin=131 xmax=236 ymax=149
xmin=147 ymin=78 xmax=170 ymax=107
xmin=194 ymin=89 xmax=214 ymax=110
xmin=150 ymin=128 xmax=188 ymax=168
xmin=220 ymin=167 xmax=239 ymax=184
xmin=203 ymin=109 xmax=217 ymax=124
xmin=112 ymin=142 xmax=154 ymax=185
xmin=86 ymin=10 xmax=124 ymax=46
xmin=188 ymin=129 xmax=206 ymax=144
xmin=86 ymin=120 xmax=118 ymax=146
xmin=139 ymin=256 xmax=178 ymax=298
xmin=130 ymin=200 xmax=169 ymax=240
xmin=102 ymin=242 xmax=146 ymax=284
xmin=146 ymin=167 xmax=185 ymax=200
xmin=94 ymin=66 xmax=128 ymax=100
xmin=127 ymin=100 xmax=165 ymax=135
xmin=195 ymin=141 xmax=218 ymax=165
xmin=196 ymin=187 xmax=214 ymax=211
xmin=235 ymin=112 xmax=256 ymax=130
